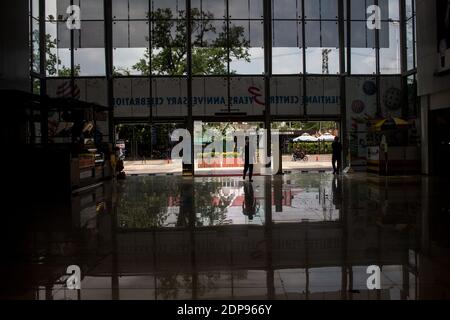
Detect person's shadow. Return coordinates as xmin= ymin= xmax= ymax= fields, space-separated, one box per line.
xmin=242 ymin=182 xmax=257 ymax=221
xmin=332 ymin=176 xmax=342 ymax=210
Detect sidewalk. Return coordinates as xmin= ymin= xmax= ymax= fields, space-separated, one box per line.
xmin=123 ymin=154 xmax=333 ymax=175
xmin=124 ymin=160 xmax=182 ymax=174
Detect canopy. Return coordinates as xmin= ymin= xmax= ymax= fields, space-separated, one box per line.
xmin=293 ymin=133 xmax=318 ymax=142
xmin=317 ymin=133 xmax=336 ymax=142
xmin=373 ymin=117 xmax=409 ymax=130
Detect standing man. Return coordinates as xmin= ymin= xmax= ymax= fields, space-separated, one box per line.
xmin=332 ymin=137 xmax=342 ymax=175
xmin=243 ymin=136 xmax=254 ymax=182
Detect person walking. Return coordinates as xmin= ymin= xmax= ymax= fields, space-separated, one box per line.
xmin=243 ymin=136 xmax=255 ymax=182
xmin=332 ymin=136 xmax=342 ymax=175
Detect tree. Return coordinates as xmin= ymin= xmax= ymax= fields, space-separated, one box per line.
xmin=32 ymin=20 xmax=80 ymax=78
xmin=132 ymin=8 xmax=250 ymax=76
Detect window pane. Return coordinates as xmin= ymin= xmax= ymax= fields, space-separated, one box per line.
xmin=230 ymin=76 xmax=265 ymax=115
xmin=74 ymin=48 xmax=106 ymax=76
xmin=380 ymin=21 xmax=401 ymax=74
xmin=273 ymin=0 xmax=300 ymax=19
xmin=406 ymin=18 xmax=414 ymax=70
xmin=271 ymin=77 xmax=304 ymax=115
xmin=351 ymin=48 xmax=376 ymax=74
xmin=230 ymin=48 xmax=264 ymax=75
xmin=304 ymin=0 xmax=320 ymax=19
xmin=192 ymin=77 xmax=227 ymax=116
xmin=229 ymin=21 xmax=264 ymax=75
xmin=129 ymin=0 xmax=149 ymax=19
xmin=405 ymin=0 xmax=414 ymax=19
xmin=113 ymin=20 xmax=150 ymax=48
xmin=192 ymin=20 xmax=226 ymax=47
xmin=380 ymin=0 xmax=399 ymax=21
xmin=112 ymin=0 xmax=128 ymax=20
xmin=351 ymin=21 xmax=375 ymax=48
xmin=304 ymin=0 xmax=338 ymax=20
xmin=229 ymin=0 xmax=263 ymax=19
xmin=153 ymin=78 xmax=187 ymax=117
xmin=308 ymin=267 xmax=342 ymax=294
xmin=79 ymin=0 xmax=104 ymax=20
xmin=305 ymin=21 xmax=320 ymax=47
xmin=320 ymin=0 xmax=339 ymax=20
xmin=151 ymin=0 xmax=185 ymax=17
xmin=54 ymin=0 xmax=103 ymax=21
xmin=46 ymin=21 xmax=72 ymax=77
xmin=32 ymin=0 xmax=40 ymax=18
xmin=80 ymin=20 xmax=104 ymax=48
xmin=113 ymin=48 xmax=148 ymax=75
xmin=229 ymin=20 xmax=263 ymax=47
xmin=322 ymin=21 xmax=339 ymax=47
xmin=350 ymin=0 xmax=376 ymax=20
xmin=306 ymin=48 xmax=339 ymax=74
xmin=32 ymin=18 xmax=40 ymax=74
xmin=273 ymin=20 xmax=302 ymax=47
xmin=273 ymin=48 xmax=303 ymax=74
xmin=152 ymin=20 xmax=186 ymax=75
xmin=192 ymin=0 xmax=226 ymax=19
xmin=56 ymin=21 xmax=71 ymax=48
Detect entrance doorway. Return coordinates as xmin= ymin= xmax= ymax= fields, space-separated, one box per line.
xmin=115 ymin=123 xmax=183 ymax=175
xmin=272 ymin=121 xmax=340 ymax=173
xmin=194 ymin=121 xmax=264 ymax=177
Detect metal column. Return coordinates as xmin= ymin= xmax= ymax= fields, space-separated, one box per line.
xmin=339 ymin=0 xmax=347 ymax=169
xmin=104 ymin=0 xmax=114 ymax=143
xmin=39 ymin=0 xmax=48 ymax=144
xmin=184 ymin=0 xmax=194 ymax=176
xmin=263 ymin=0 xmax=272 ymax=171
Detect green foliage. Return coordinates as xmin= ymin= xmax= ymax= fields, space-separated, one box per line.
xmin=132 ymin=8 xmax=250 ymax=76
xmin=199 ymin=152 xmax=240 ymax=159
xmin=289 ymin=142 xmax=333 ymax=154
xmin=274 ymin=121 xmax=337 ymax=132
xmin=32 ymin=27 xmax=80 ymax=77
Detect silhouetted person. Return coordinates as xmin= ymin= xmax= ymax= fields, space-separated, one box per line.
xmin=332 ymin=137 xmax=342 ymax=175
xmin=243 ymin=136 xmax=254 ymax=182
xmin=242 ymin=182 xmax=256 ymax=221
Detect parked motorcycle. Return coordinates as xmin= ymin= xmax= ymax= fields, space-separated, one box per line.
xmin=292 ymin=149 xmax=308 ymax=162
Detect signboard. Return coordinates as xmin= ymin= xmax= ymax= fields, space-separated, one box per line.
xmin=306 ymin=77 xmax=340 ymax=116
xmin=113 ymin=76 xmax=341 ymax=118
xmin=346 ymin=76 xmax=402 ymax=169
xmin=271 ymin=76 xmax=304 ymax=116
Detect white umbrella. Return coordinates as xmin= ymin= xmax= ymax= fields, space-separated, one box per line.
xmin=317 ymin=133 xmax=336 ymax=142
xmin=294 ymin=133 xmax=318 ymax=142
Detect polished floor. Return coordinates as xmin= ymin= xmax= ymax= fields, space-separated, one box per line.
xmin=2 ymin=173 xmax=450 ymax=300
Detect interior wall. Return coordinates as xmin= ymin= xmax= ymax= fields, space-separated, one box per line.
xmin=0 ymin=0 xmax=30 ymax=91
xmin=416 ymin=0 xmax=450 ymax=97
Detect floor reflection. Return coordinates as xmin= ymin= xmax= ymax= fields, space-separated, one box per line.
xmin=3 ymin=173 xmax=450 ymax=300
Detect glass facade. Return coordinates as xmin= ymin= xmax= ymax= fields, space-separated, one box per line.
xmin=30 ymin=0 xmax=415 ymax=122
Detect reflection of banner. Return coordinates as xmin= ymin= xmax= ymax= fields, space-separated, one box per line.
xmin=437 ymin=0 xmax=450 ymax=72
xmin=47 ymin=78 xmax=107 ymax=106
